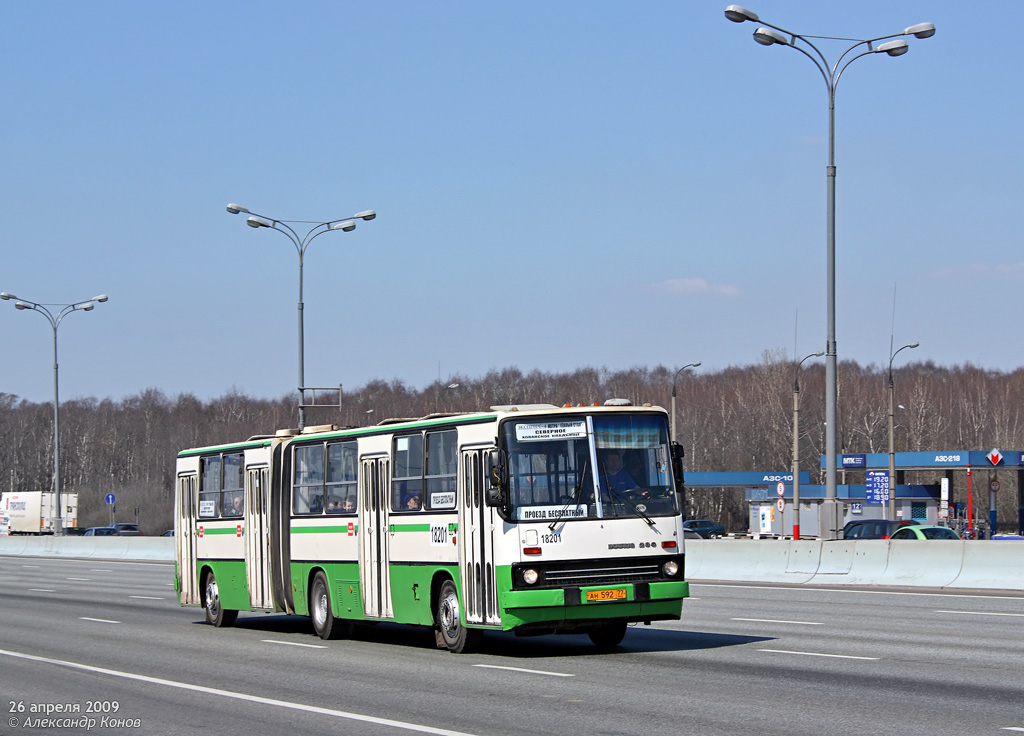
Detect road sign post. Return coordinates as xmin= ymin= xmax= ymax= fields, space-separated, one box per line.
xmin=106 ymin=493 xmax=116 ymax=526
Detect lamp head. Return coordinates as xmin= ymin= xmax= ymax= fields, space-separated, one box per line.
xmin=14 ymin=302 xmax=30 ymax=310
xmin=93 ymin=294 xmax=108 ymax=303
xmin=247 ymin=216 xmax=271 ymax=229
xmin=814 ymin=350 xmax=825 ymax=357
xmin=334 ymin=220 xmax=357 ymax=232
xmin=78 ymin=303 xmax=94 ymax=311
xmin=876 ymin=39 xmax=909 ymax=56
xmin=0 ymin=292 xmax=14 ymax=301
xmin=691 ymin=362 xmax=702 ymax=368
xmin=753 ymin=27 xmax=789 ymax=46
xmin=226 ymin=203 xmax=249 ymax=215
xmin=908 ymin=341 xmax=920 ymax=349
xmin=904 ymin=22 xmax=935 ymax=39
xmin=353 ymin=210 xmax=376 ymax=221
xmin=724 ymin=4 xmax=758 ymax=23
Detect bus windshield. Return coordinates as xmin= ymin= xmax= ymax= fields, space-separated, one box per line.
xmin=501 ymin=413 xmax=678 ymax=522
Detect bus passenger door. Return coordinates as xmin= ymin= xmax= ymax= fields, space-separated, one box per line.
xmin=360 ymin=455 xmax=393 ymax=619
xmin=176 ymin=473 xmax=199 ymax=605
xmin=459 ymin=449 xmax=500 ymax=626
xmin=245 ymin=465 xmax=273 ymax=610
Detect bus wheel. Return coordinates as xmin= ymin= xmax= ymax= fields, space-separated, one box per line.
xmin=588 ymin=619 xmax=627 ymax=649
xmin=435 ymin=579 xmax=477 ymax=653
xmin=204 ymin=571 xmax=237 ymax=627
xmin=310 ymin=571 xmax=350 ymax=640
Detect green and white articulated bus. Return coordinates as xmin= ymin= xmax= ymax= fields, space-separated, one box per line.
xmin=174 ymin=401 xmax=689 ymax=652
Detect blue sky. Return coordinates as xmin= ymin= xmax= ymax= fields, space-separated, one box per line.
xmin=1 ymin=1 xmax=1019 ymax=404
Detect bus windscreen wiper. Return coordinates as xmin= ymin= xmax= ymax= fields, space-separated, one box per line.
xmin=548 ymin=460 xmax=587 ymax=531
xmin=607 ymin=486 xmax=655 ymax=527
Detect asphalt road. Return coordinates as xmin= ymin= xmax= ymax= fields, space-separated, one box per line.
xmin=1 ymin=556 xmax=1022 ymax=736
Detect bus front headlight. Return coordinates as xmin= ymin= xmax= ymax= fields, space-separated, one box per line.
xmin=522 ymin=568 xmax=539 ymax=585
xmin=662 ymin=560 xmax=679 ymax=577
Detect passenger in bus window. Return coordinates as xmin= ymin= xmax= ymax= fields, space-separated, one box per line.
xmin=231 ymin=495 xmax=244 ymax=515
xmin=342 ymin=496 xmax=356 ymax=513
xmin=405 ymin=494 xmax=421 ymax=510
xmin=326 ymin=498 xmax=342 ymax=513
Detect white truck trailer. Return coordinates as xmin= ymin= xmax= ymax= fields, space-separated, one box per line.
xmin=0 ymin=491 xmax=79 ymax=535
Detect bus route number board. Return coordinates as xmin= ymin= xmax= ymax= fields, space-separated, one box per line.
xmin=586 ymin=588 xmax=627 ymax=602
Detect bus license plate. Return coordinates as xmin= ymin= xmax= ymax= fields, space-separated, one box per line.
xmin=585 ymin=588 xmax=627 ymax=602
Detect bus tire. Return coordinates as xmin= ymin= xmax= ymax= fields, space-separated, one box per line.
xmin=435 ymin=579 xmax=477 ymax=653
xmin=310 ymin=571 xmax=350 ymax=640
xmin=204 ymin=571 xmax=237 ymax=628
xmin=588 ymin=619 xmax=627 ymax=649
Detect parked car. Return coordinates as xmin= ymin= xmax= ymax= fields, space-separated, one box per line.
xmin=62 ymin=527 xmax=87 ymax=536
xmin=683 ymin=519 xmax=725 ymax=538
xmin=161 ymin=529 xmax=175 ymax=537
xmin=842 ymin=519 xmax=922 ymax=540
xmin=683 ymin=529 xmax=704 ymax=540
xmin=110 ymin=522 xmax=143 ymax=536
xmin=83 ymin=526 xmax=119 ymax=536
xmin=889 ymin=525 xmax=962 ymax=540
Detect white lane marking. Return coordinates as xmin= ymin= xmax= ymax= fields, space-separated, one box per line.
xmin=66 ymin=577 xmax=91 ymax=581
xmin=733 ymin=618 xmax=823 ymax=625
xmin=693 ymin=583 xmax=1024 ymax=601
xmin=936 ymin=610 xmax=1024 ymax=618
xmin=90 ymin=569 xmax=113 ymax=572
xmin=0 ymin=647 xmax=481 ymax=736
xmin=80 ymin=617 xmax=120 ymax=624
xmin=262 ymin=639 xmax=327 ymax=649
xmin=28 ymin=589 xmax=56 ymax=592
xmin=21 ymin=565 xmax=40 ymax=568
xmin=760 ymin=649 xmax=878 ymax=661
xmin=472 ymin=664 xmax=574 ymax=678
xmin=1001 ymin=728 xmax=1024 ymax=732
xmin=129 ymin=595 xmax=164 ymax=600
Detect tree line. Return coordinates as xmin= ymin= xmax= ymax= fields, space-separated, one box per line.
xmin=2 ymin=355 xmax=1022 ymax=533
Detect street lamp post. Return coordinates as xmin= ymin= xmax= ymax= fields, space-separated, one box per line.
xmin=724 ymin=6 xmax=935 ymax=538
xmin=1 ymin=292 xmax=108 ymax=533
xmin=792 ymin=350 xmax=824 ymax=539
xmin=670 ymin=362 xmax=701 ymax=444
xmin=888 ymin=341 xmax=919 ymax=520
xmin=435 ymin=382 xmax=460 ymax=413
xmin=227 ymin=204 xmax=375 ymax=430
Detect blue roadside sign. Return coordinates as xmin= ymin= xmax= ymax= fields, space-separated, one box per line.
xmin=105 ymin=493 xmax=116 ymax=505
xmin=865 ymin=471 xmax=889 ymax=505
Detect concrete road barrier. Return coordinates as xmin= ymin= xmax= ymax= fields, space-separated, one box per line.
xmin=955 ymin=541 xmax=1024 ymax=589
xmin=3 ymin=536 xmax=1022 ymax=591
xmin=0 ymin=536 xmax=173 ymax=561
xmin=685 ymin=538 xmax=1023 ymax=591
xmin=878 ymin=540 xmax=964 ymax=588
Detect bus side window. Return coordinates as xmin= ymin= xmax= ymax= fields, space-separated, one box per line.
xmin=222 ymin=452 xmax=244 ymax=517
xmin=327 ymin=441 xmax=358 ymax=513
xmin=425 ymin=429 xmax=457 ymax=510
xmin=392 ymin=434 xmax=423 ymax=511
xmin=294 ymin=444 xmax=325 ymax=515
xmin=199 ymin=455 xmax=221 ymax=518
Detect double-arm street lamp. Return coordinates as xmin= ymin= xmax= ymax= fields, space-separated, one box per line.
xmin=1 ymin=291 xmax=108 ymax=532
xmin=792 ymin=350 xmax=825 ymax=539
xmin=888 ymin=341 xmax=919 ymax=520
xmin=725 ymin=6 xmax=935 ymax=537
xmin=227 ymin=204 xmax=376 ymax=430
xmin=670 ymin=362 xmax=701 ymax=445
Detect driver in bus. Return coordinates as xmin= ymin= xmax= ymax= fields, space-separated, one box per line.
xmin=598 ymin=450 xmax=640 ymax=499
